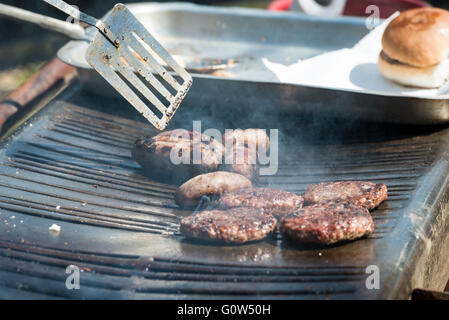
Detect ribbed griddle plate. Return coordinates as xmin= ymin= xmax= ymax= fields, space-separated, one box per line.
xmin=1 ymin=84 xmax=449 ymax=299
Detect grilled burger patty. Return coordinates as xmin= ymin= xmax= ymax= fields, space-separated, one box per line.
xmin=217 ymin=188 xmax=304 ymax=218
xmin=180 ymin=208 xmax=277 ymax=244
xmin=175 ymin=171 xmax=252 ymax=208
xmin=303 ymin=181 xmax=388 ymax=210
xmin=132 ymin=129 xmax=224 ymax=183
xmin=281 ymin=201 xmax=375 ymax=245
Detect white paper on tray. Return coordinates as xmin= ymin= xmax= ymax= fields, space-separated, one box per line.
xmin=262 ymin=12 xmax=449 ymax=98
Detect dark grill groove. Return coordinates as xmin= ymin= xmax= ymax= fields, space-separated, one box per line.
xmin=24 ymin=142 xmax=139 ymax=170
xmin=0 ymin=174 xmax=175 ymax=212
xmin=0 ymin=240 xmax=362 ymax=298
xmin=0 ymin=195 xmax=178 ymax=233
xmin=49 ymin=127 xmax=131 ymax=150
xmin=57 ymin=120 xmax=137 ymax=142
xmin=35 ymin=134 xmax=133 ymax=160
xmin=13 ymin=151 xmax=174 ymax=190
xmin=0 ymin=180 xmax=179 ymax=220
xmin=5 ymin=159 xmax=174 ymax=199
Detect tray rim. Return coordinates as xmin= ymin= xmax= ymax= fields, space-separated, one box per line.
xmin=58 ymin=2 xmax=449 ymax=101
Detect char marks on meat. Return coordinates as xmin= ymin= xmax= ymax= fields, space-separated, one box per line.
xmin=132 ymin=129 xmax=224 ymax=183
xmin=180 ymin=208 xmax=277 ymax=244
xmin=218 ymin=187 xmax=304 ymax=218
xmin=281 ymin=201 xmax=375 ymax=245
xmin=303 ymin=181 xmax=388 ymax=210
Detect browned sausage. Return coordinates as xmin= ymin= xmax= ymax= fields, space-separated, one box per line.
xmin=174 ymin=171 xmax=252 ymax=208
xmin=132 ymin=130 xmax=224 ymax=183
xmin=221 ymin=129 xmax=269 ymax=180
xmin=222 ymin=129 xmax=270 ymax=151
xmin=221 ymin=144 xmax=258 ymax=180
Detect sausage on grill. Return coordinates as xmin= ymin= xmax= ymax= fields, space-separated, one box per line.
xmin=303 ymin=181 xmax=388 ymax=210
xmin=222 ymin=129 xmax=270 ymax=150
xmin=132 ymin=129 xmax=224 ymax=183
xmin=221 ymin=144 xmax=258 ymax=180
xmin=220 ymin=129 xmax=270 ymax=181
xmin=281 ymin=201 xmax=375 ymax=245
xmin=180 ymin=208 xmax=277 ymax=244
xmin=174 ymin=171 xmax=252 ymax=208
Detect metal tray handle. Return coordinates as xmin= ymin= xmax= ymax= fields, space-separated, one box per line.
xmin=412 ymin=288 xmax=449 ymax=300
xmin=0 ymin=58 xmax=78 ymax=133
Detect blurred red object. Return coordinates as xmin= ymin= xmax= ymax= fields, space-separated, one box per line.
xmin=267 ymin=0 xmax=430 ymax=17
xmin=344 ymin=0 xmax=430 ymax=18
xmin=267 ymin=0 xmax=293 ymax=11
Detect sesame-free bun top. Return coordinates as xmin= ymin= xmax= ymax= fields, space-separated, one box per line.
xmin=382 ymin=8 xmax=449 ymax=68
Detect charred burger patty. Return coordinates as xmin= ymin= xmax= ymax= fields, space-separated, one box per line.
xmin=217 ymin=187 xmax=304 ymax=219
xmin=180 ymin=208 xmax=277 ymax=244
xmin=303 ymin=181 xmax=387 ymax=210
xmin=281 ymin=201 xmax=375 ymax=245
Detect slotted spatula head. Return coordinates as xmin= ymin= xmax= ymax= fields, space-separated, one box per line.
xmin=85 ymin=4 xmax=193 ymax=131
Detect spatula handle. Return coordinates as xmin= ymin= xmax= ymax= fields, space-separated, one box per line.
xmin=43 ymin=0 xmax=99 ymax=27
xmin=43 ymin=0 xmax=120 ymax=47
xmin=0 ymin=3 xmax=85 ymax=40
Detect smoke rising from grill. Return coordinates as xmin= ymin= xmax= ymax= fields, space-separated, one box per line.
xmin=167 ymin=121 xmax=278 ymax=176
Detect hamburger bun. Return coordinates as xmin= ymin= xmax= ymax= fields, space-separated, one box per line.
xmin=378 ymin=52 xmax=449 ymax=88
xmin=379 ymin=8 xmax=449 ymax=88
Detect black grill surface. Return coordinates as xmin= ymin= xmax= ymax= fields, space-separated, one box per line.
xmin=1 ymin=85 xmax=449 ymax=299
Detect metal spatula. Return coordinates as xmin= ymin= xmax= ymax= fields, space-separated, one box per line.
xmin=43 ymin=0 xmax=192 ymax=131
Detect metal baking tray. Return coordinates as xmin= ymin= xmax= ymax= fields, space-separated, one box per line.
xmin=57 ymin=2 xmax=449 ymax=125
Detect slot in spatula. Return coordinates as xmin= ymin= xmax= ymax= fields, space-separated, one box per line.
xmin=44 ymin=0 xmax=193 ymax=130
